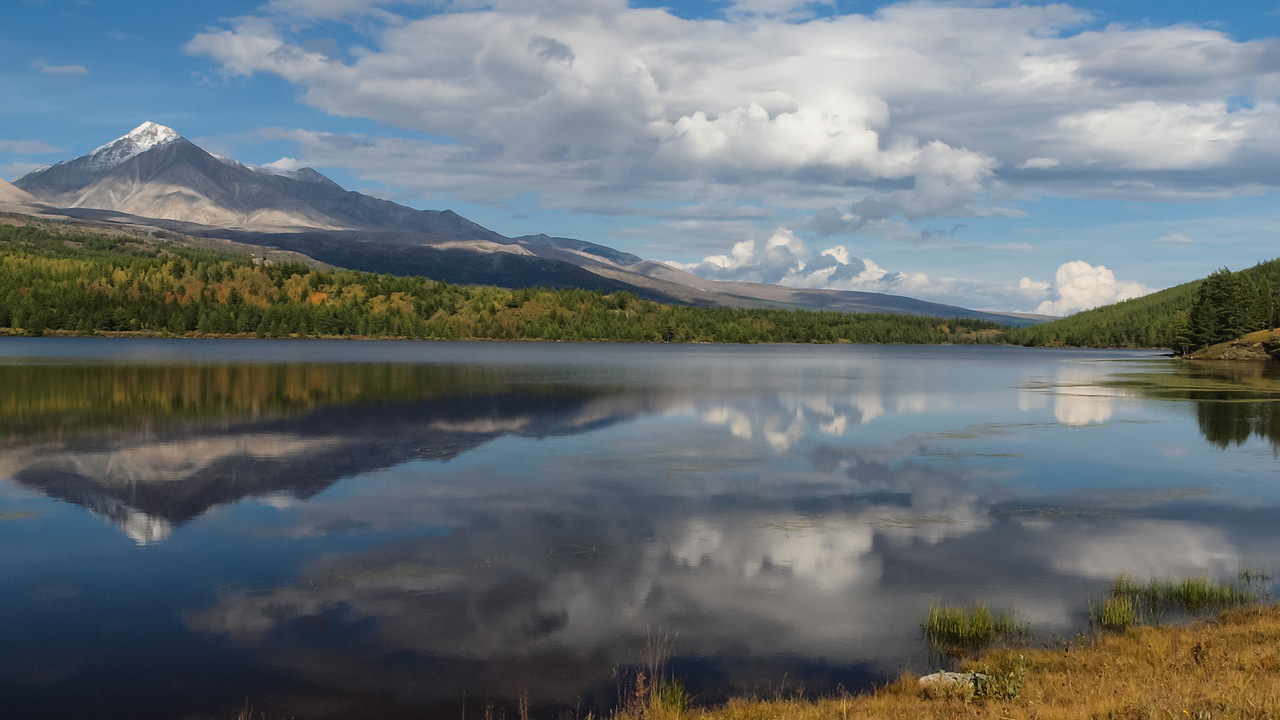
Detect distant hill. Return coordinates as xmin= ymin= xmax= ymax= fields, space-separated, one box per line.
xmin=1006 ymin=282 xmax=1201 ymax=348
xmin=1009 ymin=259 xmax=1280 ymax=349
xmin=0 ymin=177 xmax=37 ymax=208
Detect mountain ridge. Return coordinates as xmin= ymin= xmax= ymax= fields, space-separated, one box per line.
xmin=12 ymin=122 xmax=1047 ymax=326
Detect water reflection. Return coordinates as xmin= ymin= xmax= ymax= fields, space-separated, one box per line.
xmin=176 ymin=435 xmax=1260 ymax=714
xmin=0 ymin=362 xmax=678 ymax=543
xmin=184 ymin=448 xmax=989 ymax=709
xmin=4 ymin=343 xmax=1280 ymax=719
xmin=1103 ymin=360 xmax=1280 ymax=451
xmin=1197 ymin=402 xmax=1280 ymax=450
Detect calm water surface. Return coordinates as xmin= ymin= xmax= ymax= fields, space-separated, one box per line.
xmin=2 ymin=338 xmax=1280 ymax=719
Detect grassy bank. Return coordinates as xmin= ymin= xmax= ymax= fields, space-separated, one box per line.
xmin=620 ymin=603 xmax=1280 ymax=720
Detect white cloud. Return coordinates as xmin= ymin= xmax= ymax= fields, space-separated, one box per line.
xmin=1019 ymin=157 xmax=1060 ymax=170
xmin=1057 ymin=101 xmax=1274 ymax=171
xmin=1034 ymin=261 xmax=1152 ymax=316
xmin=0 ymin=140 xmax=63 ymax=154
xmin=676 ymin=228 xmax=901 ymax=291
xmin=677 ymin=230 xmax=1154 ymax=316
xmin=1154 ymin=233 xmax=1194 ymax=245
xmin=263 ymin=156 xmax=304 ymax=171
xmin=184 ymin=1 xmax=1121 ymax=223
xmin=673 ymin=228 xmax=1031 ymax=310
xmin=182 ymin=1 xmax=1280 ymax=289
xmin=1017 ymin=276 xmax=1051 ymax=300
xmin=722 ymin=0 xmax=836 ymax=20
xmin=186 ymin=4 xmax=1280 ymax=213
xmin=32 ymin=59 xmax=88 ymax=76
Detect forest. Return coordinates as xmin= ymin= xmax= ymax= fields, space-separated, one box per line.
xmin=0 ymin=223 xmax=1008 ymax=345
xmin=1006 ymin=260 xmax=1280 ymax=350
xmin=6 ymin=220 xmax=1276 ymax=350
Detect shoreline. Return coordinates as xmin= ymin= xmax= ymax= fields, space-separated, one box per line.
xmin=0 ymin=327 xmax=1183 ymax=351
xmin=618 ymin=603 xmax=1280 ymax=719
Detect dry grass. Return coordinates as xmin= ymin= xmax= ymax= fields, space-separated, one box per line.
xmin=621 ymin=604 xmax=1280 ymax=720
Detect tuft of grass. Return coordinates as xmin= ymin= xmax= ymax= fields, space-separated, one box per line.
xmin=623 ymin=630 xmax=691 ymax=718
xmin=1090 ymin=592 xmax=1141 ymax=631
xmin=1165 ymin=576 xmax=1257 ymax=609
xmin=1091 ymin=572 xmax=1264 ymax=631
xmin=652 ymin=678 xmax=691 ymax=715
xmin=923 ymin=602 xmax=1025 ymax=651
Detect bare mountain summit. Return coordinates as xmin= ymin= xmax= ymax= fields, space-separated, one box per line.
xmin=11 ymin=123 xmax=1045 ymax=325
xmin=15 ymin=123 xmax=507 ymax=236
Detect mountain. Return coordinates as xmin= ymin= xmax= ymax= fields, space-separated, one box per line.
xmin=14 ymin=122 xmax=1044 ymax=325
xmin=15 ymin=122 xmax=509 ymax=236
xmin=0 ymin=177 xmax=37 ymax=208
xmin=3 ymin=366 xmax=674 ymax=543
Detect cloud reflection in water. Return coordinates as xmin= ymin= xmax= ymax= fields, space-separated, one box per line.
xmin=4 ymin=344 xmax=1279 ymax=718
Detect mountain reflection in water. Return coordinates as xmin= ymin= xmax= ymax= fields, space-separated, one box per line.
xmin=2 ymin=340 xmax=1280 ymax=720
xmin=2 ymin=362 xmax=667 ymax=543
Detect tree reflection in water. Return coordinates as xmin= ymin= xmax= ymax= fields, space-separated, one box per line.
xmin=1197 ymin=401 xmax=1280 ymax=451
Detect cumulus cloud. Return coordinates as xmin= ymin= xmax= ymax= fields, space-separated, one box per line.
xmin=179 ymin=0 xmax=1280 ymax=297
xmin=672 ymin=227 xmax=1038 ymax=310
xmin=184 ymin=0 xmax=1165 ymax=224
xmin=676 ymin=228 xmax=908 ymax=293
xmin=188 ymin=2 xmax=1280 ymax=204
xmin=186 ymin=4 xmax=1280 ymax=209
xmin=1017 ymin=276 xmax=1051 ymax=300
xmin=676 ymin=229 xmax=1152 ymax=315
xmin=1034 ymin=261 xmax=1152 ymax=316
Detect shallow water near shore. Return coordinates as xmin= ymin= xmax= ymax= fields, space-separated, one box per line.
xmin=2 ymin=338 xmax=1279 ymax=719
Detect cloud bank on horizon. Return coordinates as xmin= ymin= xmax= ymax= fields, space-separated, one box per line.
xmin=7 ymin=0 xmax=1280 ymax=315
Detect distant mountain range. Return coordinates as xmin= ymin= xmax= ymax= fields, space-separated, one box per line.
xmin=11 ymin=122 xmax=1046 ymax=326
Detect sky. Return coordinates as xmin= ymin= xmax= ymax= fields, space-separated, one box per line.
xmin=4 ymin=0 xmax=1280 ymax=315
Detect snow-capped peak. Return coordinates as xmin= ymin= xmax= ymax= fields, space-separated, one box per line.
xmin=83 ymin=121 xmax=182 ymax=171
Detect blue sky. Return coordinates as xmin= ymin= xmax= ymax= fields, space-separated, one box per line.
xmin=4 ymin=0 xmax=1280 ymax=314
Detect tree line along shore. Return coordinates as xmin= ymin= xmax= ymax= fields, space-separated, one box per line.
xmin=0 ymin=223 xmax=1007 ymax=344
xmin=3 ymin=220 xmax=1278 ymax=350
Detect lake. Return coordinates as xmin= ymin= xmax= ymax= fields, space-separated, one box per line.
xmin=2 ymin=338 xmax=1279 ymax=719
